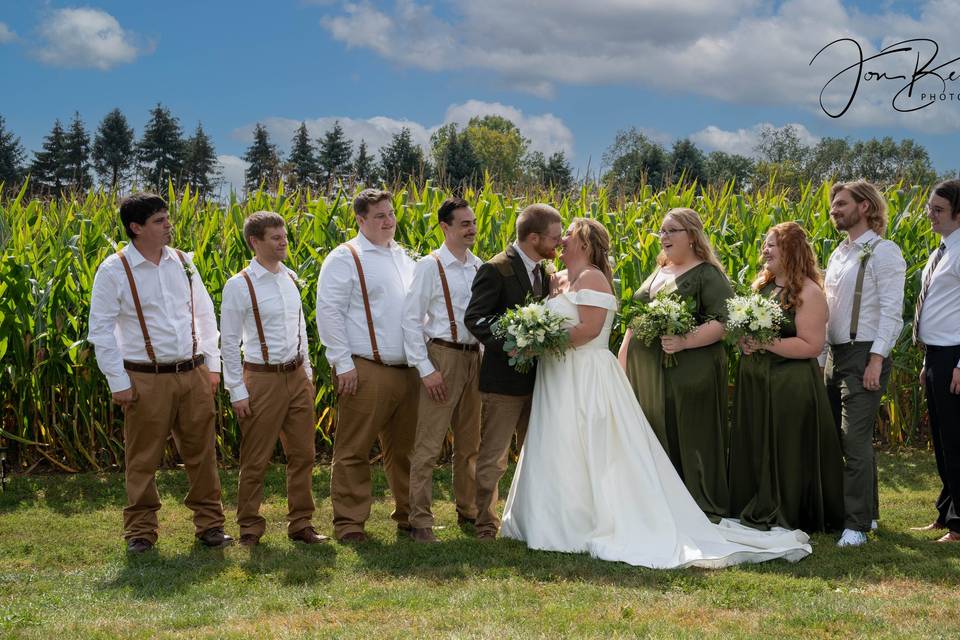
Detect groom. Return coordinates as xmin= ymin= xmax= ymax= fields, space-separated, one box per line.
xmin=465 ymin=203 xmax=563 ymax=540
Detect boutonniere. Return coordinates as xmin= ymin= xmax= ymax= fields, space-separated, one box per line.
xmin=294 ymin=275 xmax=307 ymax=289
xmin=403 ymin=246 xmax=423 ymax=262
xmin=541 ymin=260 xmax=557 ymax=276
xmin=858 ymin=242 xmax=875 ymax=264
xmin=183 ymin=261 xmax=197 ymax=279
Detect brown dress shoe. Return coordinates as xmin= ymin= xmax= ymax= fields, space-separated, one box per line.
xmin=198 ymin=528 xmax=234 ymax=548
xmin=239 ymin=534 xmax=260 ymax=547
xmin=476 ymin=530 xmax=496 ymax=542
xmin=935 ymin=531 xmax=960 ymax=543
xmin=338 ymin=531 xmax=368 ymax=544
xmin=910 ymin=521 xmax=946 ymax=531
xmin=289 ymin=527 xmax=331 ymax=544
xmin=410 ymin=527 xmax=438 ymax=543
xmin=127 ymin=538 xmax=154 ymax=553
xmin=457 ymin=514 xmax=477 ymax=527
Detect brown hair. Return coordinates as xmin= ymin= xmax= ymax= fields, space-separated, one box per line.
xmin=655 ymin=208 xmax=727 ymax=276
xmin=516 ymin=203 xmax=562 ymax=241
xmin=243 ymin=211 xmax=285 ymax=250
xmin=353 ymin=188 xmax=393 ymax=216
xmin=932 ymin=179 xmax=960 ymax=218
xmin=830 ymin=180 xmax=887 ymax=234
xmin=752 ymin=221 xmax=822 ymax=309
xmin=569 ymin=217 xmax=613 ymax=285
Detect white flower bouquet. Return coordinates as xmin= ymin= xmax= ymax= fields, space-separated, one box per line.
xmin=628 ymin=290 xmax=697 ymax=368
xmin=492 ymin=301 xmax=571 ymax=373
xmin=724 ymin=294 xmax=785 ymax=352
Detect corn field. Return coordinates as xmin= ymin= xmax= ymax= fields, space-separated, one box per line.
xmin=0 ymin=179 xmax=939 ymax=472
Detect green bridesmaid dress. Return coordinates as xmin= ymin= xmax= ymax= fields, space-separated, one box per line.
xmin=623 ymin=262 xmax=733 ymax=520
xmin=728 ymin=282 xmax=845 ymax=532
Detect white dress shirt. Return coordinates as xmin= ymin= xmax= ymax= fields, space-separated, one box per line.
xmin=401 ymin=244 xmax=483 ymax=377
xmin=88 ymin=243 xmax=220 ymax=393
xmin=220 ymin=259 xmax=313 ymax=402
xmin=917 ymin=229 xmax=960 ymax=367
xmin=512 ymin=242 xmax=541 ymax=290
xmin=823 ymin=230 xmax=906 ymax=356
xmin=315 ymin=232 xmax=415 ymax=373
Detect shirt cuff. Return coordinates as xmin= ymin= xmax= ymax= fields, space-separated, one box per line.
xmin=869 ymin=340 xmax=893 ymax=358
xmin=333 ymin=357 xmax=355 ymax=375
xmin=228 ymin=384 xmax=249 ymax=403
xmin=107 ymin=372 xmax=132 ymax=394
xmin=415 ymin=359 xmax=436 ymax=378
xmin=204 ymin=356 xmax=222 ymax=373
xmin=817 ymin=353 xmax=828 ymax=368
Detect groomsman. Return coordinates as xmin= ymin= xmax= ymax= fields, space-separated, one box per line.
xmin=822 ymin=180 xmax=906 ymax=548
xmin=465 ymin=203 xmax=563 ymax=540
xmin=221 ymin=211 xmax=327 ymax=546
xmin=911 ymin=179 xmax=960 ymax=543
xmin=88 ymin=193 xmax=230 ymax=552
xmin=316 ymin=188 xmax=418 ymax=543
xmin=402 ymin=197 xmax=483 ymax=543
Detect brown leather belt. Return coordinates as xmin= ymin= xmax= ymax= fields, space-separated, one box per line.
xmin=243 ymin=355 xmax=304 ymax=373
xmin=124 ymin=354 xmax=205 ymax=374
xmin=431 ymin=338 xmax=479 ymax=352
xmin=357 ymin=356 xmax=412 ymax=369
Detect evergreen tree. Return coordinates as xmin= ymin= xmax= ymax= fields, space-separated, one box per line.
xmin=63 ymin=112 xmax=92 ymax=191
xmin=317 ymin=120 xmax=353 ymax=187
xmin=435 ymin=126 xmax=481 ymax=191
xmin=0 ymin=115 xmax=25 ymax=190
xmin=542 ymin=151 xmax=574 ymax=191
xmin=183 ymin=122 xmax=220 ymax=196
xmin=378 ymin=128 xmax=428 ymax=185
xmin=352 ymin=139 xmax=375 ymax=185
xmin=287 ymin=122 xmax=319 ymax=190
xmin=668 ymin=139 xmax=707 ymax=186
xmin=29 ymin=119 xmax=70 ymax=193
xmin=243 ymin=123 xmax=280 ymax=192
xmin=137 ymin=103 xmax=185 ymax=190
xmin=92 ymin=108 xmax=135 ymax=190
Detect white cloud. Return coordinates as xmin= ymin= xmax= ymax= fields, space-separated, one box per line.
xmin=690 ymin=123 xmax=820 ymax=158
xmin=232 ymin=100 xmax=575 ymax=159
xmin=217 ymin=155 xmax=249 ymax=194
xmin=34 ymin=8 xmax=148 ymax=70
xmin=0 ymin=22 xmax=16 ymax=43
xmin=319 ymin=0 xmax=960 ymax=131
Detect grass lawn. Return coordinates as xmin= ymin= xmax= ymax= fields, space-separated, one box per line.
xmin=1 ymin=448 xmax=957 ymax=639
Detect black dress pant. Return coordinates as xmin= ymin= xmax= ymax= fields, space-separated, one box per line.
xmin=924 ymin=344 xmax=960 ymax=534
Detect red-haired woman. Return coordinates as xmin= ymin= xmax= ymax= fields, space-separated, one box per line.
xmin=728 ymin=222 xmax=844 ymax=532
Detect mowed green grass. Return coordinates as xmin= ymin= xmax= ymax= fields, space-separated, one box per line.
xmin=1 ymin=449 xmax=957 ymax=639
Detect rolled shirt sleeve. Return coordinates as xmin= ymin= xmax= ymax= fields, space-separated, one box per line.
xmin=869 ymin=243 xmax=906 ymax=358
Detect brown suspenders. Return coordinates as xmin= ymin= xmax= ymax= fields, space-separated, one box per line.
xmin=431 ymin=254 xmax=459 ymax=342
xmin=117 ymin=248 xmax=197 ymax=364
xmin=240 ymin=269 xmax=303 ymax=364
xmin=849 ymin=239 xmax=879 ymax=343
xmin=342 ymin=243 xmax=382 ymax=363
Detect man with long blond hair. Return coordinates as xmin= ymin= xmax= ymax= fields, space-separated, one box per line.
xmin=822 ymin=180 xmax=906 ymax=548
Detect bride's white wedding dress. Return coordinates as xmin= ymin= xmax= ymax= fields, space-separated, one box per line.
xmin=500 ymin=289 xmax=811 ymax=569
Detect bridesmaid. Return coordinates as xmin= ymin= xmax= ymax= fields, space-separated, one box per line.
xmin=618 ymin=207 xmax=733 ymax=520
xmin=728 ymin=222 xmax=844 ymax=532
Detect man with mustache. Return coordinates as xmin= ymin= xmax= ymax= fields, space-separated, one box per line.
xmin=402 ymin=197 xmax=484 ymax=543
xmin=822 ymin=180 xmax=906 ymax=548
xmin=88 ymin=192 xmax=230 ymax=553
xmin=465 ymin=203 xmax=564 ymax=540
xmin=316 ymin=188 xmax=418 ymax=543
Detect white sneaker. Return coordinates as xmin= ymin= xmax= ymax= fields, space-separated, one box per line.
xmin=870 ymin=519 xmax=878 ymax=531
xmin=837 ymin=529 xmax=868 ymax=547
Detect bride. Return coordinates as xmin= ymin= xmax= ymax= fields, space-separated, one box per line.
xmin=500 ymin=218 xmax=812 ymax=568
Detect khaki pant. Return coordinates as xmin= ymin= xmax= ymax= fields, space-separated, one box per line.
xmin=236 ymin=366 xmax=317 ymax=538
xmin=123 ymin=365 xmax=224 ymax=543
xmin=825 ymin=342 xmax=890 ymax=532
xmin=475 ymin=392 xmax=532 ymax=535
xmin=331 ymin=357 xmax=418 ymax=538
xmin=408 ymin=343 xmax=481 ymax=529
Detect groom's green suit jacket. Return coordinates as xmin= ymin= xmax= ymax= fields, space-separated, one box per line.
xmin=465 ymin=245 xmax=548 ymax=396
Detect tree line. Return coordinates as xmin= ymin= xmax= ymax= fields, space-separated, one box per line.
xmin=0 ymin=107 xmax=953 ymax=198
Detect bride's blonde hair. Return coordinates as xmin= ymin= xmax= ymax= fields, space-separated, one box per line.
xmin=568 ymin=217 xmax=613 ymax=286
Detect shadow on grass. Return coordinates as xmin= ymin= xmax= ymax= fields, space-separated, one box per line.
xmin=240 ymin=540 xmax=337 ymax=587
xmin=101 ymin=543 xmax=232 ymax=599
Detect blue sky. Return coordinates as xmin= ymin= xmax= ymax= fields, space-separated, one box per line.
xmin=1 ymin=0 xmax=958 ymax=190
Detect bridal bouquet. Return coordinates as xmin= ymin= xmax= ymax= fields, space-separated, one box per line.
xmin=724 ymin=294 xmax=785 ymax=352
xmin=628 ymin=290 xmax=697 ymax=368
xmin=492 ymin=301 xmax=571 ymax=373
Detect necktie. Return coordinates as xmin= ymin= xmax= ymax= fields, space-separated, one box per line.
xmin=912 ymin=242 xmax=946 ymax=346
xmin=532 ymin=265 xmax=543 ymax=298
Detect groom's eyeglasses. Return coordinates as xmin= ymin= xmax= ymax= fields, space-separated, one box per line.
xmin=657 ymin=228 xmax=687 ymax=237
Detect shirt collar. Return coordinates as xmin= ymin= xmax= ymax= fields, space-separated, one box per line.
xmin=123 ymin=243 xmax=177 ymax=268
xmin=513 ymin=242 xmax=540 ymax=272
xmin=437 ymin=244 xmax=481 ymax=268
xmin=356 ymin=231 xmax=397 ymax=254
xmin=940 ymin=228 xmax=960 ymax=251
xmin=247 ymin=258 xmax=287 ymax=279
xmin=846 ymin=229 xmax=878 ymax=248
